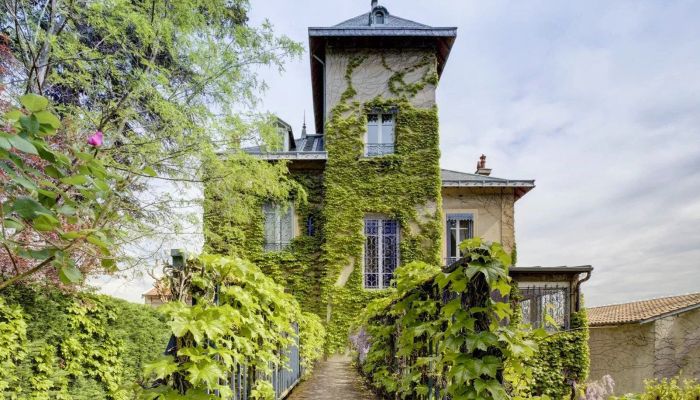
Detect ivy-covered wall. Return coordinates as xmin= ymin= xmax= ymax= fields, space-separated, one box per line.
xmin=320 ymin=50 xmax=443 ymax=352
xmin=529 ymin=310 xmax=591 ymax=399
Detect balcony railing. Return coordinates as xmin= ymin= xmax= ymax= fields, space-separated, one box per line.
xmin=365 ymin=143 xmax=395 ymax=157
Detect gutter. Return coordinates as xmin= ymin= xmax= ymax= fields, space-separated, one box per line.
xmin=312 ymin=54 xmax=326 ymax=133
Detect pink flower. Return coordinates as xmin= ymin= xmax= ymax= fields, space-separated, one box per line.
xmin=87 ymin=131 xmax=103 ymax=147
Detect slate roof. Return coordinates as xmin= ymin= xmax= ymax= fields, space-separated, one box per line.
xmin=333 ymin=12 xmax=430 ymax=29
xmin=588 ymin=293 xmax=700 ymax=326
xmin=295 ymin=135 xmax=325 ymax=152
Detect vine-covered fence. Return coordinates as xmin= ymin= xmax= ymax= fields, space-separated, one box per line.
xmin=352 ymin=239 xmax=539 ymax=400
xmin=142 ymin=253 xmax=326 ymax=400
xmin=227 ymin=323 xmax=302 ymax=400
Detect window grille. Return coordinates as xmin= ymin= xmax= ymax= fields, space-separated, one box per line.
xmin=306 ymin=215 xmax=315 ymax=237
xmin=518 ymin=285 xmax=570 ymax=331
xmin=365 ymin=113 xmax=395 ymax=156
xmin=364 ymin=218 xmax=399 ymax=289
xmin=263 ymin=202 xmax=293 ymax=251
xmin=446 ymin=213 xmax=474 ymax=265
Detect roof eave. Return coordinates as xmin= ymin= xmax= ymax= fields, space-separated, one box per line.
xmin=309 ymin=29 xmax=457 ymax=133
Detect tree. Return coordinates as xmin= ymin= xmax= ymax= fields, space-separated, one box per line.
xmin=1 ymin=94 xmax=123 ymax=289
xmin=1 ymin=0 xmax=304 ymax=276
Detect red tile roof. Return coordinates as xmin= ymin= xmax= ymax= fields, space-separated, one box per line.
xmin=587 ymin=293 xmax=700 ymax=327
xmin=143 ymin=287 xmax=170 ymax=297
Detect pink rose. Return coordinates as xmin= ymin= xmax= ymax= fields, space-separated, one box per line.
xmin=87 ymin=131 xmax=103 ymax=147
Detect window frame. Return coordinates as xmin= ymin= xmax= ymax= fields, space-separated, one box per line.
xmin=363 ymin=217 xmax=400 ymax=290
xmin=364 ymin=111 xmax=396 ymax=157
xmin=445 ymin=213 xmax=474 ymax=265
xmin=517 ymin=282 xmax=571 ymax=332
xmin=373 ymin=11 xmax=385 ymax=25
xmin=262 ymin=202 xmax=295 ymax=252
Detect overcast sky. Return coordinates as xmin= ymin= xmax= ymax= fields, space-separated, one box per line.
xmin=99 ymin=0 xmax=700 ymax=307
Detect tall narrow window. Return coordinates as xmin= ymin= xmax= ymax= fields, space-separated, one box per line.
xmin=364 ymin=218 xmax=399 ymax=289
xmin=446 ymin=213 xmax=474 ymax=265
xmin=263 ymin=202 xmax=294 ymax=251
xmin=365 ymin=113 xmax=395 ymax=156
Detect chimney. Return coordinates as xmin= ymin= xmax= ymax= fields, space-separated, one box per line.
xmin=371 ymin=0 xmax=379 ymax=9
xmin=475 ymin=154 xmax=492 ymax=176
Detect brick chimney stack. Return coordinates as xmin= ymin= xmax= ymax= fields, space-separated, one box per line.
xmin=475 ymin=154 xmax=492 ymax=176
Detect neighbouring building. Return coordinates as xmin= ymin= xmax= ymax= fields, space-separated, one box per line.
xmin=588 ymin=293 xmax=700 ymax=394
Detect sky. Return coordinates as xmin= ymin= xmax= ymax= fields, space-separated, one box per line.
xmin=98 ymin=0 xmax=700 ymax=307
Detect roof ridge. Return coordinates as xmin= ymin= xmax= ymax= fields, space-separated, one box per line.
xmin=589 ymin=292 xmax=700 ymax=310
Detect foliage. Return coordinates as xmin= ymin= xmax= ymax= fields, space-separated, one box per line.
xmin=299 ymin=312 xmax=326 ymax=378
xmin=354 ymin=239 xmax=543 ymax=399
xmin=0 ymin=284 xmax=170 ymax=399
xmin=0 ymin=297 xmax=26 ymax=399
xmin=250 ymin=381 xmax=276 ymax=400
xmin=527 ymin=310 xmax=590 ymax=399
xmin=610 ymin=378 xmax=700 ymax=400
xmin=141 ymin=254 xmax=325 ymax=399
xmin=1 ymin=95 xmax=124 ymax=288
xmin=320 ymin=51 xmax=444 ymax=352
xmin=2 ymin=0 xmax=303 ymax=271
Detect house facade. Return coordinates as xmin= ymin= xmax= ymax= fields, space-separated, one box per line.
xmin=210 ymin=1 xmax=593 ymax=357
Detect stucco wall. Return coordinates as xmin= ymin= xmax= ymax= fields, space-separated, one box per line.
xmin=589 ymin=308 xmax=700 ymax=394
xmin=324 ymin=48 xmax=436 ymax=118
xmin=441 ymin=187 xmax=516 ymax=256
xmin=589 ymin=323 xmax=656 ymax=394
xmin=653 ymin=308 xmax=700 ymax=382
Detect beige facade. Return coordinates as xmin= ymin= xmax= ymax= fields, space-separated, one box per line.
xmin=441 ymin=187 xmax=517 ymax=256
xmin=324 ymin=48 xmax=437 ymax=117
xmin=588 ymin=307 xmax=700 ymax=394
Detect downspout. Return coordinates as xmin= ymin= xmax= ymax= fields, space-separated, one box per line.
xmin=312 ymin=54 xmax=326 ymax=133
xmin=574 ymin=270 xmax=592 ymax=311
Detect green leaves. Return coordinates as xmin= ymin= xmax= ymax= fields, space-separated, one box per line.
xmin=356 ymin=240 xmax=540 ymax=399
xmin=20 ymin=94 xmax=49 ymax=112
xmin=143 ymin=254 xmax=324 ymax=398
xmin=58 ymin=262 xmax=83 ymax=284
xmin=1 ymin=95 xmax=122 ymax=290
xmin=7 ymin=134 xmax=38 ymax=155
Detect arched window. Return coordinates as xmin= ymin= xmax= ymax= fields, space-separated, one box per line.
xmin=374 ymin=11 xmax=385 ymax=25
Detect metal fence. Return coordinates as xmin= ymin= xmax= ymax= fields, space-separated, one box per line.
xmin=228 ymin=323 xmax=302 ymax=400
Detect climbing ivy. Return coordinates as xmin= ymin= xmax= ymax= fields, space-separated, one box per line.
xmin=354 ymin=239 xmax=543 ymax=399
xmin=526 ymin=311 xmax=590 ymax=399
xmin=0 ymin=297 xmax=27 ymax=400
xmin=319 ymin=51 xmax=443 ymax=352
xmin=141 ymin=254 xmax=326 ymax=399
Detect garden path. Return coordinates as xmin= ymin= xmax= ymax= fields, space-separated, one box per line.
xmin=286 ymin=355 xmax=377 ymax=400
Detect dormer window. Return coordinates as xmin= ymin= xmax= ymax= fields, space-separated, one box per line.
xmin=374 ymin=11 xmax=385 ymax=25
